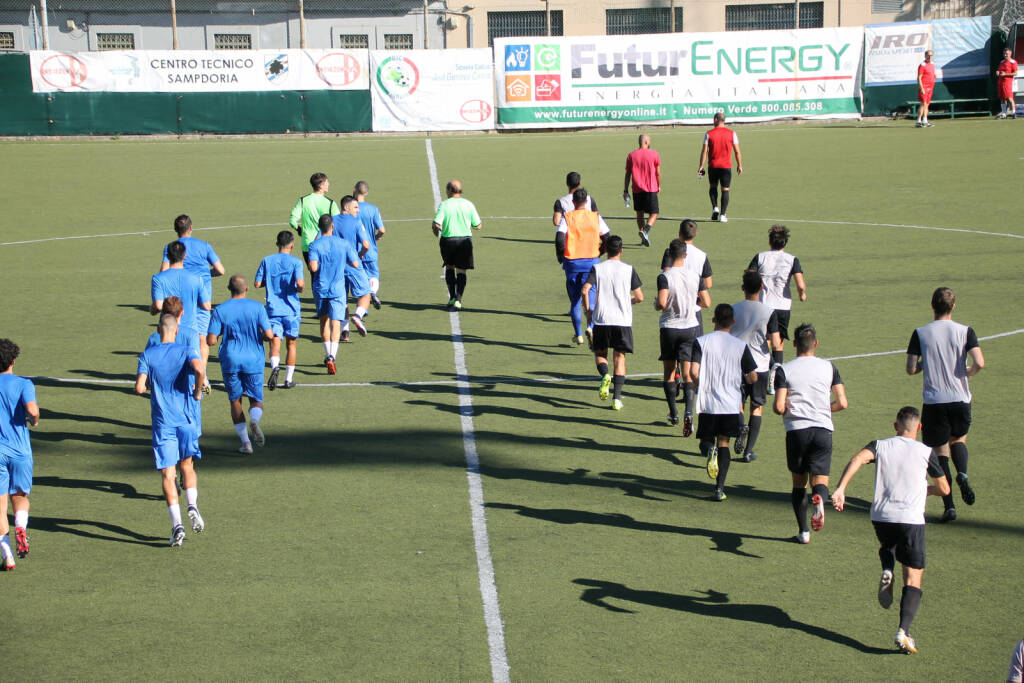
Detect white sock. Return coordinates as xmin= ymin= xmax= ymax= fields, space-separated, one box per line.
xmin=355 ymin=306 xmax=367 ymax=319
xmin=168 ymin=504 xmax=182 ymax=527
xmin=185 ymin=487 xmax=198 ymax=508
xmin=234 ymin=422 xmax=250 ymax=445
xmin=270 ymin=356 xmax=280 ymax=369
xmin=250 ymin=407 xmax=263 ymax=425
xmin=286 ymin=365 xmax=295 ymax=382
xmin=14 ymin=510 xmax=27 ymax=529
xmin=323 ymin=341 xmax=331 ymax=358
xmin=342 ymin=320 xmax=350 ymax=332
xmin=370 ymin=278 xmax=380 ymax=293
xmin=1001 ymin=103 xmax=1008 ymax=114
xmin=328 ymin=341 xmax=338 ymax=357
xmin=0 ymin=536 xmax=11 ymax=560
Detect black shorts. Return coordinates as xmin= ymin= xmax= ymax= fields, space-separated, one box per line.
xmin=632 ymin=191 xmax=659 ymax=215
xmin=873 ymin=521 xmax=926 ymax=569
xmin=785 ymin=427 xmax=833 ymax=475
xmin=697 ymin=413 xmax=743 ymax=440
xmin=921 ymin=401 xmax=971 ymax=447
xmin=775 ymin=309 xmax=791 ymax=340
xmin=708 ymin=167 xmax=733 ymax=187
xmin=592 ymin=325 xmax=634 ymax=354
xmin=742 ymin=371 xmax=768 ymax=408
xmin=659 ymin=326 xmax=699 ymax=362
xmin=439 ymin=236 xmax=474 ymax=270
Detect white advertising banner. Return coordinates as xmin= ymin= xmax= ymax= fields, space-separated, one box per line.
xmin=29 ymin=49 xmax=369 ymax=92
xmin=370 ymin=48 xmax=494 ymax=131
xmin=494 ymin=28 xmax=864 ymax=128
xmin=864 ymin=22 xmax=932 ymax=86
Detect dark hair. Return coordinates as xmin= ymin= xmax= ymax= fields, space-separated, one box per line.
xmin=572 ymin=188 xmax=588 ymax=205
xmin=161 ymin=295 xmax=183 ymax=318
xmin=166 ymin=240 xmax=186 ymax=264
xmin=794 ymin=323 xmax=817 ymax=353
xmin=354 ymin=180 xmax=369 ymax=195
xmin=896 ymin=405 xmax=921 ymax=432
xmin=318 ymin=213 xmax=334 ymax=233
xmin=604 ymin=235 xmax=623 ymax=257
xmin=931 ymin=287 xmax=955 ymax=315
xmin=446 ymin=180 xmax=462 ymax=195
xmin=668 ymin=238 xmax=686 ymax=262
xmin=173 ymin=214 xmax=192 ymax=236
xmin=0 ymin=338 xmax=20 ymax=372
xmin=742 ymin=269 xmax=762 ymax=295
xmin=769 ymin=224 xmax=790 ymax=249
xmin=678 ymin=219 xmax=698 ymax=241
xmin=341 ymin=194 xmax=357 ymax=211
xmin=566 ymin=171 xmax=581 ymax=189
xmin=713 ymin=303 xmax=734 ymax=327
xmin=714 ymin=112 xmax=725 ymax=124
xmin=310 ymin=172 xmax=328 ymax=191
xmin=276 ymin=230 xmax=295 ymax=248
xmin=228 ymin=274 xmax=246 ymax=296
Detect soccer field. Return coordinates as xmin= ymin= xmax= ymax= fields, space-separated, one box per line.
xmin=2 ymin=119 xmax=1023 ymax=681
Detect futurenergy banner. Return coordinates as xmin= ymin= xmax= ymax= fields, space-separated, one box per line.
xmin=494 ymin=28 xmax=863 ymax=128
xmin=370 ymin=48 xmax=494 ymax=131
xmin=29 ymin=49 xmax=368 ymax=92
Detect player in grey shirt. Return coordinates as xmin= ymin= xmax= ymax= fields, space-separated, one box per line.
xmin=749 ymin=224 xmax=806 ymax=388
xmin=832 ymin=406 xmax=950 ymax=655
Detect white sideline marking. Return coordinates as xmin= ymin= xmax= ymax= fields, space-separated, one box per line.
xmin=426 ymin=138 xmax=511 ymax=683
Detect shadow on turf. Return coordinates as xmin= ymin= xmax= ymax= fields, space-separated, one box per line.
xmin=33 ymin=375 xmax=137 ymax=396
xmin=116 ymin=303 xmax=152 ymax=313
xmin=31 ymin=515 xmax=166 ymax=547
xmin=480 ymin=235 xmax=550 ymax=245
xmin=375 ymin=330 xmax=577 ymax=355
xmin=34 ymin=476 xmax=163 ymax=501
xmin=41 ymin=408 xmax=148 ymax=431
xmin=383 ymin=300 xmax=565 ymax=324
xmin=572 ymin=579 xmax=896 ymax=654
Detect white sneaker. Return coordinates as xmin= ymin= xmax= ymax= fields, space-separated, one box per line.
xmin=719 ymin=214 xmax=728 ymax=224
xmin=878 ymin=569 xmax=894 ymax=609
xmin=170 ymin=525 xmax=185 ymax=547
xmin=188 ymin=506 xmax=205 ymax=534
xmin=238 ymin=442 xmax=254 ymax=454
xmin=796 ymin=531 xmax=811 ymax=544
xmin=250 ymin=422 xmax=265 ymax=447
xmin=612 ymin=399 xmax=623 ymax=411
xmin=998 ymin=113 xmax=1007 ymax=119
xmin=895 ymin=629 xmax=917 ymax=654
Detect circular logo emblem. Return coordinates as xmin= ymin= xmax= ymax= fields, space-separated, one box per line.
xmin=315 ymin=53 xmax=361 ymax=86
xmin=460 ymin=99 xmax=492 ymax=123
xmin=535 ymin=46 xmax=559 ymax=70
xmin=376 ymin=56 xmax=420 ymax=98
xmin=39 ymin=54 xmax=88 ymax=89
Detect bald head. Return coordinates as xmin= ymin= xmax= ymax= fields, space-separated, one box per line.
xmin=446 ymin=180 xmax=463 ymax=197
xmin=228 ymin=274 xmax=247 ymax=297
xmin=638 ymin=134 xmax=651 ymax=148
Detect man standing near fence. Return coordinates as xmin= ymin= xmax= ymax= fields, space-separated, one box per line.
xmin=623 ymin=134 xmax=661 ymax=247
xmin=916 ymin=50 xmax=937 ymax=127
xmin=996 ymin=47 xmax=1018 ymax=119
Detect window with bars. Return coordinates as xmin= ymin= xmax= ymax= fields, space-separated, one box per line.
xmin=928 ymin=0 xmax=976 ymax=18
xmin=383 ymin=33 xmax=413 ymax=49
xmin=606 ymin=7 xmax=684 ymax=34
xmin=0 ymin=32 xmax=14 ymax=50
xmin=487 ymin=10 xmax=564 ymax=47
xmin=871 ymin=0 xmax=904 ymax=12
xmin=338 ymin=34 xmax=369 ymax=49
xmin=96 ymin=32 xmax=135 ymax=50
xmin=799 ymin=2 xmax=824 ymax=26
xmin=214 ymin=33 xmax=252 ymax=50
xmin=725 ymin=2 xmax=823 ymax=30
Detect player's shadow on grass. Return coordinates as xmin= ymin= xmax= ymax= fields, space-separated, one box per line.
xmin=32 ymin=429 xmax=151 ymax=448
xmin=488 ymin=502 xmax=789 ymax=557
xmin=399 ymin=382 xmax=595 ymax=410
xmin=572 ymin=579 xmax=895 ymax=654
xmin=116 ymin=303 xmax=153 ymax=313
xmin=33 ymin=375 xmax=137 ymax=396
xmin=34 ymin=475 xmax=163 ymax=501
xmin=383 ymin=300 xmax=565 ymax=324
xmin=31 ymin=515 xmax=166 ymax=547
xmin=480 ymin=235 xmax=550 ymax=245
xmin=375 ymin=330 xmax=577 ymax=355
xmin=41 ymin=408 xmax=148 ymax=431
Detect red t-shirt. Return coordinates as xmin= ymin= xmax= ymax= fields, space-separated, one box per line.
xmin=998 ymin=58 xmax=1018 ymax=98
xmin=626 ymin=148 xmax=661 ymax=193
xmin=918 ymin=62 xmax=936 ymax=88
xmin=705 ymin=127 xmax=738 ymax=169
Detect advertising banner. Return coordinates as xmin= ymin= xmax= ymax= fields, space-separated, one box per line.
xmin=29 ymin=49 xmax=369 ymax=93
xmin=494 ymin=28 xmax=863 ymax=128
xmin=932 ymin=16 xmax=991 ymax=82
xmin=864 ymin=22 xmax=932 ymax=85
xmin=370 ymin=48 xmax=494 ymax=131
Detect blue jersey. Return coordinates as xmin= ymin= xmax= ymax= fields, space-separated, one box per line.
xmin=255 ymin=252 xmax=303 ymax=318
xmin=0 ymin=374 xmax=35 ymax=458
xmin=162 ymin=237 xmax=221 ymax=301
xmin=137 ymin=343 xmax=200 ymax=431
xmin=151 ymin=268 xmax=209 ymax=332
xmin=334 ymin=214 xmax=371 ymax=258
xmin=208 ymin=298 xmax=272 ymax=374
xmin=358 ymin=201 xmax=383 ymax=261
xmin=308 ymin=234 xmax=357 ymax=300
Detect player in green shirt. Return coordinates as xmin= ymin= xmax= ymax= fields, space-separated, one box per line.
xmin=289 ymin=172 xmax=341 ymax=309
xmin=431 ymin=179 xmax=482 ymax=310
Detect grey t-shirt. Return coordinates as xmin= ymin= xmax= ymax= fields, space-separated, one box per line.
xmin=776 ymin=356 xmax=841 ymax=432
xmin=866 ymin=436 xmax=944 ymax=525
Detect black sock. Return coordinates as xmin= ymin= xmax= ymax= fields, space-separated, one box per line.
xmin=455 ymin=272 xmax=467 ymax=299
xmin=663 ymin=381 xmax=678 ymax=417
xmin=612 ymin=375 xmax=625 ymax=401
xmin=792 ymin=488 xmax=809 ymax=533
xmin=700 ymin=440 xmax=714 ymax=459
xmin=812 ymin=483 xmax=829 ymax=502
xmin=772 ymin=349 xmax=784 ymax=366
xmin=745 ymin=415 xmax=762 ymax=455
xmin=720 ymin=189 xmax=730 ymax=214
xmin=709 ymin=185 xmax=719 ymax=209
xmin=716 ymin=443 xmax=731 ymax=489
xmin=597 ymin=361 xmax=609 ymax=378
xmin=938 ymin=456 xmax=955 ymax=509
xmin=444 ymin=269 xmax=456 ymax=299
xmin=878 ymin=545 xmax=896 ymax=573
xmin=683 ymin=382 xmax=695 ymax=415
xmin=899 ymin=586 xmax=923 ymax=632
xmin=950 ymin=442 xmax=968 ymax=476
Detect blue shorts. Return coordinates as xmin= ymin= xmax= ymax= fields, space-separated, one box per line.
xmin=223 ymin=371 xmax=264 ymax=402
xmin=346 ymin=268 xmax=372 ymax=298
xmin=361 ymin=259 xmax=380 ymax=281
xmin=152 ymin=424 xmax=201 ymax=471
xmin=318 ymin=297 xmax=347 ymax=322
xmin=0 ymin=448 xmax=33 ymax=495
xmin=195 ymin=308 xmax=211 ymax=336
xmin=269 ymin=314 xmax=301 ymax=339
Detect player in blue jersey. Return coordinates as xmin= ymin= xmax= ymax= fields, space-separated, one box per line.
xmin=354 ymin=181 xmax=385 ymax=310
xmin=0 ymin=339 xmax=39 ymax=570
xmin=160 ymin=215 xmax=225 ymax=389
xmin=312 ymin=214 xmax=364 ymax=370
xmin=152 ymin=240 xmax=211 ymax=390
xmin=332 ymin=196 xmax=373 ymax=341
xmin=207 ymin=275 xmax=274 ymax=454
xmin=135 ymin=316 xmax=206 ymax=547
xmin=146 ymin=297 xmax=203 ymax=460
xmin=255 ymin=231 xmax=305 ymax=390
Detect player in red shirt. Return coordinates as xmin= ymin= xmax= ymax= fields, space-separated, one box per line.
xmin=996 ymin=48 xmax=1018 ymax=119
xmin=622 ymin=134 xmax=662 ymax=247
xmin=916 ymin=50 xmax=937 ymax=127
xmin=697 ymin=113 xmax=743 ymax=224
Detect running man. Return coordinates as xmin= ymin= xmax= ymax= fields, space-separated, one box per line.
xmin=353 ymin=180 xmax=385 ymax=309
xmin=697 ymin=112 xmax=743 ymax=223
xmin=831 ymin=406 xmax=951 ymax=654
xmin=152 ymin=240 xmax=212 ymax=340
xmin=309 ymin=214 xmax=362 ymax=373
xmin=916 ymin=50 xmax=937 ymax=127
xmin=581 ymin=235 xmax=643 ymax=411
xmin=730 ymin=270 xmax=782 ymax=463
xmin=432 ymin=179 xmax=482 ymax=310
xmin=623 ymin=134 xmax=661 ymax=246
xmin=996 ymin=48 xmax=1018 ymax=119
xmin=689 ymin=304 xmax=758 ymax=501
xmin=773 ymin=323 xmax=848 ymax=544
xmin=553 ymin=171 xmax=597 ymax=227
xmin=556 ymin=188 xmax=609 ymax=345
xmin=289 ymin=172 xmax=340 ymax=310
xmin=207 ymin=276 xmax=274 ymax=454
xmin=749 ymin=224 xmax=806 ymax=385
xmin=655 ymin=238 xmax=709 ymax=429
xmin=333 ymin=196 xmax=372 ymax=340
xmin=254 ymin=230 xmax=305 ymax=390
xmin=906 ymin=286 xmax=984 ymax=523
xmin=0 ymin=339 xmax=39 ymax=570
xmin=135 ymin=315 xmax=206 ymax=547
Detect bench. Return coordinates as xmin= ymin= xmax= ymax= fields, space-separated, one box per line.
xmin=903 ymin=98 xmax=991 ymax=119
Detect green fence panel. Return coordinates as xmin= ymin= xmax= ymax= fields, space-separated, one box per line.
xmin=862 ymin=79 xmax=991 ymax=117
